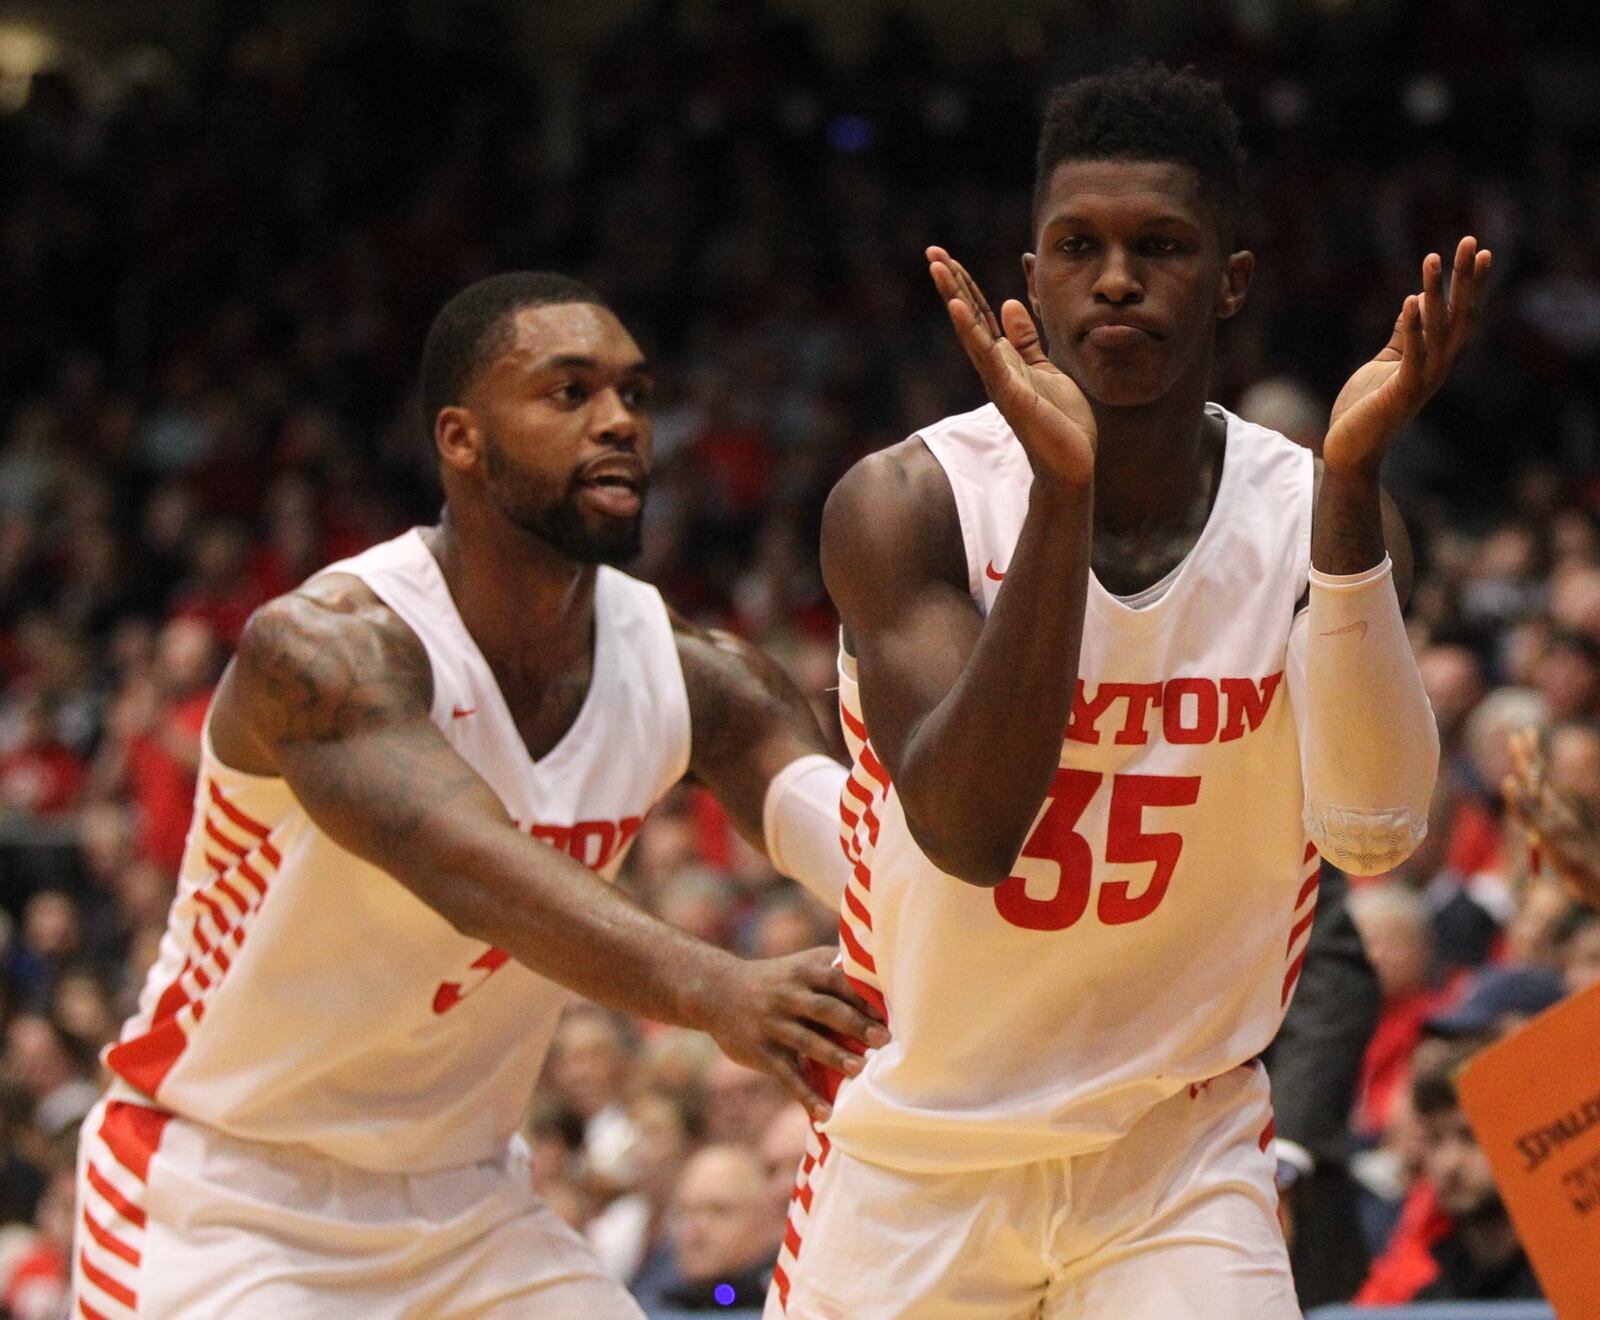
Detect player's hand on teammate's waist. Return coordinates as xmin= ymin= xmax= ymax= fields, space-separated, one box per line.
xmin=1324 ymin=235 xmax=1491 ymax=476
xmin=701 ymin=947 xmax=889 ymax=1124
xmin=927 ymin=245 xmax=1097 ymax=487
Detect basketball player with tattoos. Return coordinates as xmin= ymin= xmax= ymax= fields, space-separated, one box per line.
xmin=74 ymin=273 xmax=880 ymax=1319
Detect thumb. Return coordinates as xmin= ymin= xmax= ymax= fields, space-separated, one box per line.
xmin=1000 ymin=300 xmax=1047 ymax=366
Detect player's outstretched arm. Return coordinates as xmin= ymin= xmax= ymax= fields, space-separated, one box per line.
xmin=671 ymin=613 xmax=851 ymax=906
xmin=210 ymin=579 xmax=885 ymax=1120
xmin=1290 ymin=238 xmax=1489 ymax=874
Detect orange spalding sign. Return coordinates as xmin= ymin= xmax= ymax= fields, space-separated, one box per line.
xmin=1457 ymin=979 xmax=1600 ymax=1319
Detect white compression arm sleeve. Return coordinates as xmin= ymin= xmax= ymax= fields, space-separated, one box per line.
xmin=762 ymin=754 xmax=850 ymax=907
xmin=1287 ymin=555 xmax=1439 ymax=875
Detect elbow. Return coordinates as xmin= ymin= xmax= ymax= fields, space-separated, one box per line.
xmin=902 ymin=809 xmax=1020 ymax=889
xmin=1304 ymin=801 xmax=1430 ymax=877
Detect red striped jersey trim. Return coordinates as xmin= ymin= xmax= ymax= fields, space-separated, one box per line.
xmin=107 ymin=778 xmax=283 ymax=1098
xmin=1281 ymin=949 xmax=1309 ymax=1006
xmin=839 ymin=703 xmax=867 ymax=743
xmin=84 ymin=1163 xmax=144 ymax=1231
xmin=81 ymin=1208 xmax=139 ymax=1266
xmin=210 ymin=780 xmax=272 ymax=838
xmin=1285 ymin=907 xmax=1317 ymax=957
xmin=79 ymin=1251 xmax=136 ymax=1309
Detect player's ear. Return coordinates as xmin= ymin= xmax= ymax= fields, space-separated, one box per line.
xmin=1216 ymin=249 xmax=1254 ymax=321
xmin=435 ymin=406 xmax=483 ymax=474
xmin=1022 ymin=252 xmax=1043 ymax=325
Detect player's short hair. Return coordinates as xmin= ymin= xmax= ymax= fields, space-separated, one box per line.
xmin=420 ymin=271 xmax=605 ymax=427
xmin=1033 ymin=61 xmax=1245 ymax=243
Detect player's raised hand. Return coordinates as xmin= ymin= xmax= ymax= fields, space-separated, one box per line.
xmin=703 ymin=948 xmax=889 ymax=1123
xmin=1325 ymin=236 xmax=1491 ymax=476
xmin=1503 ymin=726 xmax=1600 ymax=910
xmin=928 ymin=246 xmax=1096 ymax=486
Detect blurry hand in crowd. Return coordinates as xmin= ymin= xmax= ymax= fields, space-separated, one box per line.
xmin=1503 ymin=726 xmax=1600 ymax=909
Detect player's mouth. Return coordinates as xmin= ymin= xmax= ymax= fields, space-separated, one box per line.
xmin=576 ymin=458 xmax=647 ymax=519
xmin=1080 ymin=316 xmax=1163 ymax=350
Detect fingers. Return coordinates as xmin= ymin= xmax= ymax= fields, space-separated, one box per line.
xmin=1446 ymin=236 xmax=1491 ymax=348
xmin=928 ymin=246 xmax=1001 ymax=339
xmin=1394 ymin=294 xmax=1426 ymax=401
xmin=759 ymin=1046 xmax=833 ymax=1123
xmin=794 ymin=953 xmax=890 ymax=1044
xmin=773 ymin=1019 xmax=867 ymax=1083
xmin=1000 ymin=299 xmax=1048 ymax=366
xmin=1420 ymin=251 xmax=1446 ymax=354
xmin=1507 ymin=725 xmax=1542 ymax=782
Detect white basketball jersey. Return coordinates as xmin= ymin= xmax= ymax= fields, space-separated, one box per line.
xmin=827 ymin=403 xmax=1320 ymax=1173
xmin=106 ymin=529 xmax=691 ymax=1173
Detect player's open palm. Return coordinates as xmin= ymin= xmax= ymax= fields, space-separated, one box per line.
xmin=1325 ymin=236 xmax=1491 ymax=476
xmin=928 ymin=246 xmax=1096 ymax=486
xmin=707 ymin=948 xmax=889 ymax=1122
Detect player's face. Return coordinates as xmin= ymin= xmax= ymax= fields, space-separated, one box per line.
xmin=1024 ymin=160 xmax=1250 ymax=408
xmin=469 ymin=303 xmax=654 ymax=565
xmin=1421 ymin=1107 xmax=1500 ymax=1220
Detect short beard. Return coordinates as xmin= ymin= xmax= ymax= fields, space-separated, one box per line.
xmin=484 ymin=437 xmax=644 ymax=566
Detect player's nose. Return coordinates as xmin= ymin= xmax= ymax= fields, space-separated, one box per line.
xmin=589 ymin=386 xmax=640 ymax=447
xmin=1091 ymin=248 xmax=1143 ymax=304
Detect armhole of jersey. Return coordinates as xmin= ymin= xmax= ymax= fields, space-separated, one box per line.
xmin=625 ymin=573 xmax=693 ymax=789
xmin=318 ymin=565 xmax=449 ymax=726
xmin=916 ymin=432 xmax=985 ymax=606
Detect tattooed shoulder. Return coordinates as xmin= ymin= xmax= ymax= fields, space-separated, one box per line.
xmin=235 ymin=575 xmax=434 ymax=749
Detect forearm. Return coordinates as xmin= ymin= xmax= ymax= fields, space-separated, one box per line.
xmin=413 ymin=821 xmax=738 ymax=1028
xmin=1311 ymin=468 xmax=1384 ymax=575
xmin=1290 ymin=559 xmax=1438 ymax=875
xmin=897 ymin=478 xmax=1093 ymax=885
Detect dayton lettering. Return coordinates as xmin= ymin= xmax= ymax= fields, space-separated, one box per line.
xmin=432 ymin=814 xmax=642 ymax=1013
xmin=1065 ymin=673 xmax=1284 ymax=747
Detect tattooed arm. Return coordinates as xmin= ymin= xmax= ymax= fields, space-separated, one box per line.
xmin=673 ymin=614 xmax=854 ymax=906
xmin=672 ymin=613 xmax=838 ymax=848
xmin=207 ymin=576 xmax=883 ymax=1118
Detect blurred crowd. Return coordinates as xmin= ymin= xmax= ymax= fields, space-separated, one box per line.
xmin=1 ymin=0 xmax=1599 ymax=1312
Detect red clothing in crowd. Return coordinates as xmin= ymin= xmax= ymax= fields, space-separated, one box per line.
xmin=1356 ymin=1181 xmax=1452 ymax=1304
xmin=1354 ymin=986 xmax=1447 ymax=1136
xmin=128 ymin=691 xmax=212 ymax=870
xmin=0 ymin=742 xmax=87 ymax=816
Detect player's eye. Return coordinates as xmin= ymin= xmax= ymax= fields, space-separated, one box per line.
xmin=621 ymin=381 xmax=654 ymax=409
xmin=1058 ymin=236 xmax=1093 ymax=255
xmin=551 ymin=381 xmax=586 ymax=405
xmin=1142 ymin=237 xmax=1183 ymax=255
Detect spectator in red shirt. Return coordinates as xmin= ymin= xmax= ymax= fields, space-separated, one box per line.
xmin=0 ymin=698 xmax=86 ymax=818
xmin=92 ymin=617 xmax=220 ymax=871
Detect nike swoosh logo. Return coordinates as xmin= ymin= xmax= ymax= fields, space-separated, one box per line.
xmin=1318 ymin=620 xmax=1368 ymax=639
xmin=452 ymin=706 xmax=478 ymax=719
xmin=985 ymin=561 xmax=1007 ymax=582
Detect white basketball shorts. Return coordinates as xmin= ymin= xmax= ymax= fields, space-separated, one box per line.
xmin=72 ymin=1096 xmax=644 ymax=1319
xmin=766 ymin=1061 xmax=1300 ymax=1319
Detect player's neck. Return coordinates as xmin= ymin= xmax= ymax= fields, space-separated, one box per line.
xmin=427 ymin=508 xmax=597 ymax=673
xmin=1088 ymin=370 xmax=1217 ymax=538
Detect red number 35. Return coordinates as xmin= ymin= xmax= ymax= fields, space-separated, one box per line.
xmin=994 ymin=770 xmax=1200 ymax=931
